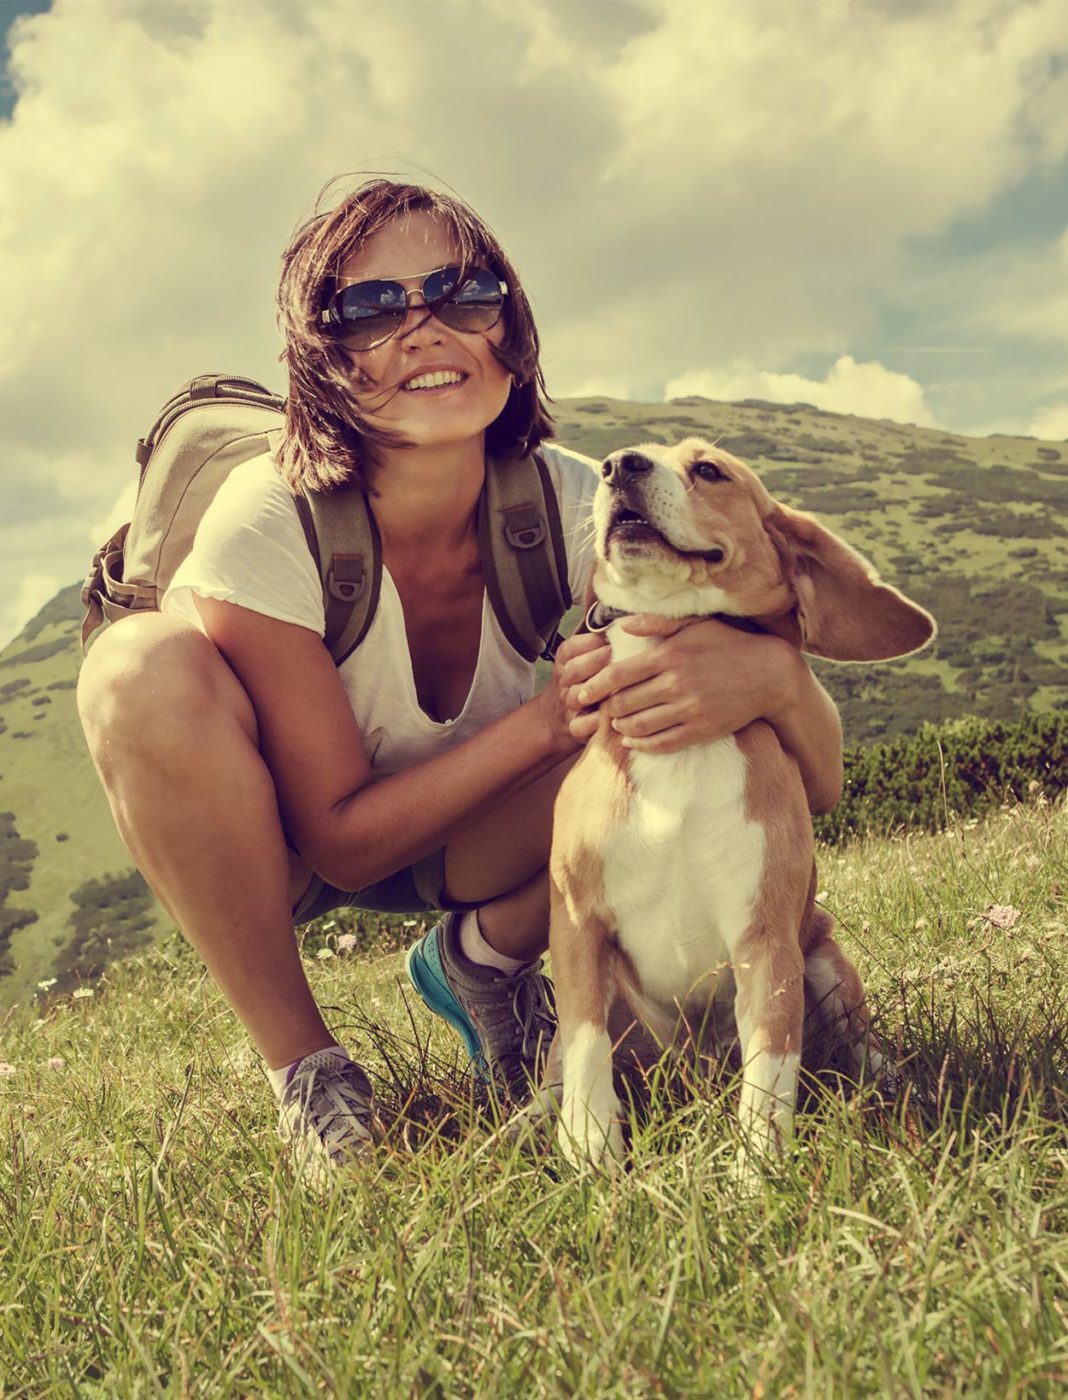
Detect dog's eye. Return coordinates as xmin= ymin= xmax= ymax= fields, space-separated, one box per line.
xmin=693 ymin=460 xmax=727 ymax=482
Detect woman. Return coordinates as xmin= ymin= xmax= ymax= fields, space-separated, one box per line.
xmin=76 ymin=178 xmax=843 ymax=1183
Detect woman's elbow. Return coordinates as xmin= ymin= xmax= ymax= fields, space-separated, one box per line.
xmin=806 ymin=757 xmax=843 ymax=816
xmin=808 ymin=781 xmax=841 ymax=818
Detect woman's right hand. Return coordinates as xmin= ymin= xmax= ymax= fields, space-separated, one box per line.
xmin=533 ymin=631 xmax=612 ymax=750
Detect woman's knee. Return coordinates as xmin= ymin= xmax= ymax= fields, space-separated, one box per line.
xmin=78 ymin=612 xmax=258 ymax=765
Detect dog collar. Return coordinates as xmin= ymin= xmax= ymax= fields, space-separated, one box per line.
xmin=583 ymin=602 xmax=768 ymax=636
xmin=584 ymin=601 xmax=632 ymax=633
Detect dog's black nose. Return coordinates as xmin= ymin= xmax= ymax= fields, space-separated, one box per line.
xmin=602 ymin=450 xmax=654 ymax=485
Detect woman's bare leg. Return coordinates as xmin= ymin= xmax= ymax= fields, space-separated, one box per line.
xmin=77 ymin=612 xmax=334 ymax=1069
xmin=442 ymin=758 xmax=576 ymax=961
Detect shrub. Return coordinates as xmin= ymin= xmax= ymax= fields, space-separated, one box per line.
xmin=52 ymin=870 xmax=156 ymax=991
xmin=815 ymin=711 xmax=1067 ymax=845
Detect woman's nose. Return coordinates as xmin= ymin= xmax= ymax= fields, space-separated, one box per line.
xmin=397 ymin=295 xmax=444 ymax=343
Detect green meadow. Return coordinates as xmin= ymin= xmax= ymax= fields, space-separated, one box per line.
xmin=1 ymin=794 xmax=1065 ymax=1396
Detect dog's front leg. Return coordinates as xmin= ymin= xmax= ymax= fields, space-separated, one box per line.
xmin=550 ymin=880 xmax=624 ymax=1170
xmin=731 ymin=935 xmax=805 ymax=1185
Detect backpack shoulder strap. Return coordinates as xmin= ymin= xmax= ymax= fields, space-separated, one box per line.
xmin=479 ymin=452 xmax=572 ymax=662
xmin=291 ymin=449 xmax=570 ymax=671
xmin=293 ymin=484 xmax=382 ymax=667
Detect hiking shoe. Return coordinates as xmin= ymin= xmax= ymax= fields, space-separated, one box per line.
xmin=405 ymin=913 xmax=556 ymax=1102
xmin=277 ymin=1048 xmax=378 ymax=1186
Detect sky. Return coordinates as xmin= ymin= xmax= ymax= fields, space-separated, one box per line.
xmin=1 ymin=0 xmax=1066 ymax=646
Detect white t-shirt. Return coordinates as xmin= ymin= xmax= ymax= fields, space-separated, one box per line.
xmin=163 ymin=443 xmax=599 ymax=778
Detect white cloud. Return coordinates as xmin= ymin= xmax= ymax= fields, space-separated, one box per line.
xmin=88 ymin=482 xmax=138 ymax=550
xmin=665 ymin=356 xmax=939 ymax=428
xmin=0 ymin=0 xmax=1066 ymax=617
xmin=1028 ymin=404 xmax=1068 ymax=440
xmin=2 ymin=572 xmax=61 ymax=648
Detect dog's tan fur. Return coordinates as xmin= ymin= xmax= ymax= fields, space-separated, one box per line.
xmin=544 ymin=438 xmax=935 ymax=1175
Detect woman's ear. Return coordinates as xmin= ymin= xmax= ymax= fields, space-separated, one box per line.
xmin=764 ymin=504 xmax=936 ymax=662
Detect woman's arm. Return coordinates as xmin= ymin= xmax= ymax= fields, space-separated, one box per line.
xmin=194 ymin=597 xmax=598 ymax=890
xmin=562 ymin=614 xmax=844 ymax=815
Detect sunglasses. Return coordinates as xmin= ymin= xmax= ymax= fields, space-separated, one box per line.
xmin=320 ymin=264 xmax=509 ymax=351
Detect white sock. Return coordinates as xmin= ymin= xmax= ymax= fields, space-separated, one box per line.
xmin=458 ymin=909 xmax=531 ymax=976
xmin=266 ymin=1043 xmax=348 ymax=1101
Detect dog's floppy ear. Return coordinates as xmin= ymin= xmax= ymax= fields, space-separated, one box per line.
xmin=764 ymin=504 xmax=936 ymax=661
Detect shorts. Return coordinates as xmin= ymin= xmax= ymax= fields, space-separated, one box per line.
xmin=290 ymin=846 xmax=477 ymax=925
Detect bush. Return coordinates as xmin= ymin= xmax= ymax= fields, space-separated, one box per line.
xmin=0 ymin=811 xmax=38 ymax=978
xmin=52 ymin=870 xmax=156 ymax=991
xmin=815 ymin=711 xmax=1067 ymax=845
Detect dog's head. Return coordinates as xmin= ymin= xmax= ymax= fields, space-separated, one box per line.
xmin=593 ymin=437 xmax=935 ymax=662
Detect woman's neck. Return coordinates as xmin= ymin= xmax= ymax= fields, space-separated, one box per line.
xmin=366 ymin=438 xmax=485 ymax=554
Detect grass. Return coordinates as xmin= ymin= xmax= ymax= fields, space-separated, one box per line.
xmin=0 ymin=797 xmax=1066 ymax=1397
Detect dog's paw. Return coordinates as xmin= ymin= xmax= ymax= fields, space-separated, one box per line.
xmin=727 ymin=1146 xmax=765 ymax=1197
xmin=558 ymin=1092 xmax=625 ymax=1172
xmin=503 ymin=1082 xmax=562 ymax=1146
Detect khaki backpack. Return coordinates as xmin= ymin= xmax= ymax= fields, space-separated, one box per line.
xmin=81 ymin=374 xmax=572 ymax=665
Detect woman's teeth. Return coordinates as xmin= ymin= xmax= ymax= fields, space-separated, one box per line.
xmin=403 ymin=370 xmax=464 ymax=391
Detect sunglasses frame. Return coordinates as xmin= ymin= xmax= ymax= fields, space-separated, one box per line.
xmin=319 ymin=264 xmax=509 ymax=351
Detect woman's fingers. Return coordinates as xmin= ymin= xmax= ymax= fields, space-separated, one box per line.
xmin=608 ymin=703 xmax=681 ymax=740
xmin=554 ymin=633 xmax=607 ymax=686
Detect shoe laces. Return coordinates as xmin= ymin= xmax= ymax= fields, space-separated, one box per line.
xmin=285 ymin=1054 xmax=376 ymax=1160
xmin=489 ymin=965 xmax=557 ymax=1094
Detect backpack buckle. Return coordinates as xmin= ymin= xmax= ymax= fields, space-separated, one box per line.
xmin=327 ymin=553 xmax=366 ymax=602
xmin=503 ymin=504 xmax=546 ymax=550
xmin=540 ymin=628 xmax=564 ymax=662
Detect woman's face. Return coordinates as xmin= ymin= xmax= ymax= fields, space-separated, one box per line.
xmin=335 ymin=210 xmax=513 ymax=455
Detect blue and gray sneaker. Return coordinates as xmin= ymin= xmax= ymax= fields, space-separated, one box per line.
xmin=405 ymin=912 xmax=556 ymax=1101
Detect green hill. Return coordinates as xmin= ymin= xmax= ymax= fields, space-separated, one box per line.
xmin=1 ymin=395 xmax=1065 ymax=1008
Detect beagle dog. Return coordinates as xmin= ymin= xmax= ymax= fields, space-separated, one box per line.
xmin=547 ymin=438 xmax=935 ymax=1178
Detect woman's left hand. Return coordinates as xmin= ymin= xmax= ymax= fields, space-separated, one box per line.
xmin=567 ymin=613 xmax=800 ymax=753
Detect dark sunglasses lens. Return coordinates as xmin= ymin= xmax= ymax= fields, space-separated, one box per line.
xmin=329 ymin=280 xmax=407 ymax=348
xmin=427 ymin=266 xmax=505 ymax=333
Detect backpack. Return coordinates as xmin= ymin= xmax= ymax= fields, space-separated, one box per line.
xmin=81 ymin=374 xmax=572 ymax=666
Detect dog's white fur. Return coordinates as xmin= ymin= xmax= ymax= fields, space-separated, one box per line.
xmin=545 ymin=438 xmax=935 ymax=1181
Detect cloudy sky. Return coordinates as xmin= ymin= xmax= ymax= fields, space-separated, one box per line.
xmin=1 ymin=0 xmax=1067 ymax=645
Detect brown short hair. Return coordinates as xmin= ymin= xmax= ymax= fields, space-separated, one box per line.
xmin=275 ymin=177 xmax=554 ymax=494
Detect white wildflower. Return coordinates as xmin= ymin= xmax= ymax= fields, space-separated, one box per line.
xmin=72 ymin=987 xmax=94 ymax=1000
xmin=337 ymin=933 xmax=358 ymax=953
xmin=316 ymin=947 xmax=335 ymax=960
xmin=37 ymin=977 xmax=57 ymax=991
xmin=403 ymin=919 xmax=418 ymax=928
xmin=914 ymin=917 xmax=928 ymax=930
xmin=983 ymin=904 xmax=1022 ymax=930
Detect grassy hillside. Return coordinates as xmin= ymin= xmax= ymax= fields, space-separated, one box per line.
xmin=553 ymin=396 xmax=1068 ymax=738
xmin=0 ymin=396 xmax=1065 ymax=1009
xmin=0 ymin=798 xmax=1064 ymax=1393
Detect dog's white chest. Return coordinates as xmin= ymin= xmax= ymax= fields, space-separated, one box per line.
xmin=601 ymin=626 xmax=766 ymax=1016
